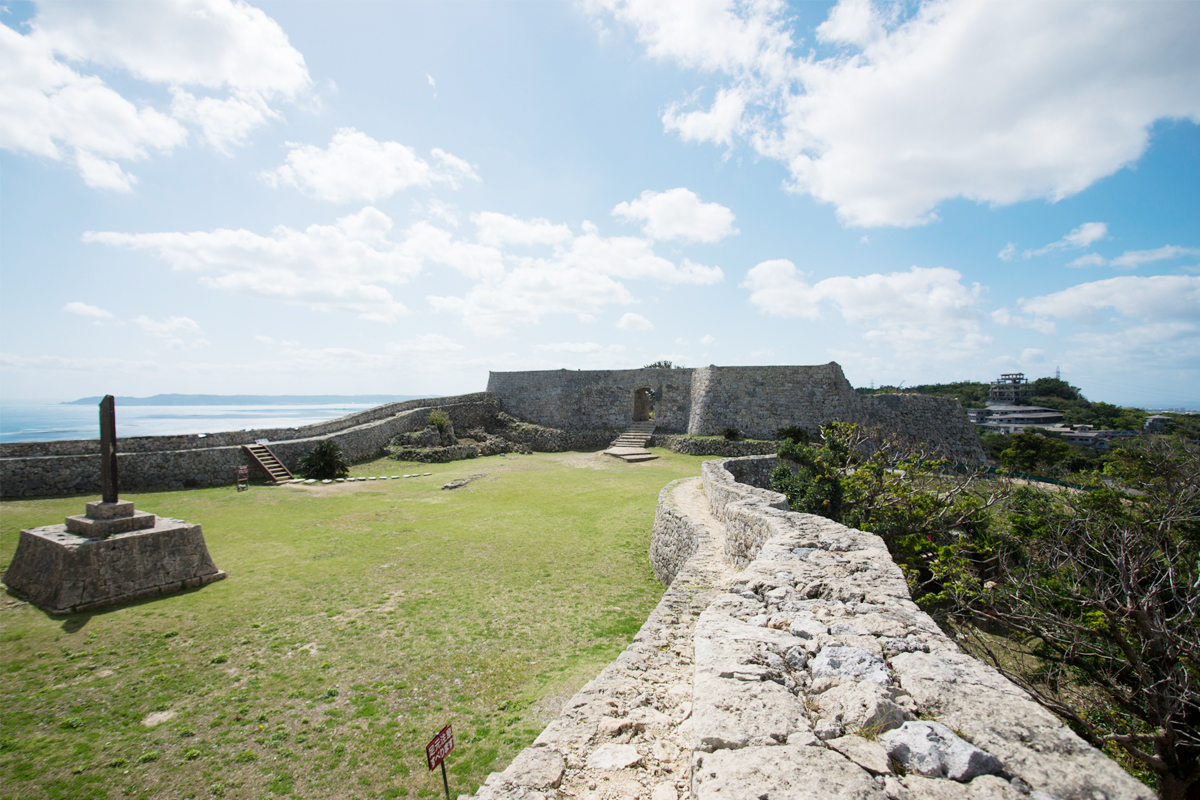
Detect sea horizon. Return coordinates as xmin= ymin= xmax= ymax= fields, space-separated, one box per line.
xmin=0 ymin=398 xmax=419 ymax=444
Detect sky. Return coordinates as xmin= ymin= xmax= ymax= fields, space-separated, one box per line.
xmin=2 ymin=0 xmax=1199 ymax=408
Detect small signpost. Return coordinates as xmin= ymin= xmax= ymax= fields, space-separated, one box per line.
xmin=425 ymin=724 xmax=454 ymax=800
xmin=236 ymin=465 xmax=249 ymax=492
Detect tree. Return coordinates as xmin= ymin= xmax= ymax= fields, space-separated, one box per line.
xmin=1031 ymin=376 xmax=1080 ymax=401
xmin=298 ymin=440 xmax=350 ymax=480
xmin=771 ymin=423 xmax=1008 ymax=594
xmin=643 ymin=360 xmax=679 ymax=369
xmin=945 ymin=437 xmax=1200 ymax=799
xmin=1000 ymin=430 xmax=1071 ymax=473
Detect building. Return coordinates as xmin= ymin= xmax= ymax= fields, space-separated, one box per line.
xmin=989 ymin=372 xmax=1034 ymax=404
xmin=970 ymin=404 xmax=1064 ymax=434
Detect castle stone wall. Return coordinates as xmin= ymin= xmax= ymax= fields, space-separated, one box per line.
xmin=686 ymin=363 xmax=860 ymax=439
xmin=486 ymin=369 xmax=694 ymax=433
xmin=489 ymin=362 xmax=986 ymax=464
xmin=0 ymin=395 xmax=498 ymax=498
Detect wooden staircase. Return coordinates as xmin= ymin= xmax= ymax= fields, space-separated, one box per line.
xmin=604 ymin=421 xmax=658 ymax=462
xmin=244 ymin=443 xmax=293 ymax=484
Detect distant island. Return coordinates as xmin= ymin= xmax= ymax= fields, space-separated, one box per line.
xmin=64 ymin=394 xmax=423 ymax=406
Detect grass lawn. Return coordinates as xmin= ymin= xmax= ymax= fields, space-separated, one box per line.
xmin=0 ymin=449 xmax=710 ymax=800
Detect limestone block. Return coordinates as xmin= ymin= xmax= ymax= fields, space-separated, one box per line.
xmin=3 ymin=519 xmax=225 ymax=615
xmin=810 ymin=645 xmax=891 ymax=685
xmin=587 ymin=743 xmax=642 ymax=770
xmin=817 ymin=682 xmax=908 ymax=735
xmin=879 ymin=721 xmax=1002 ymax=782
xmin=691 ymin=743 xmax=883 ymax=800
xmin=498 ymin=747 xmax=565 ymax=789
xmin=890 ymin=651 xmax=1154 ymax=799
xmin=826 ymin=735 xmax=893 ymax=776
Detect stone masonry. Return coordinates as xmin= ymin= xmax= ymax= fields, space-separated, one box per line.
xmin=488 ymin=363 xmax=986 ymax=465
xmin=469 ymin=457 xmax=1150 ymax=800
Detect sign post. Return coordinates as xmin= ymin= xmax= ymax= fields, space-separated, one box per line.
xmin=425 ymin=723 xmax=454 ymax=800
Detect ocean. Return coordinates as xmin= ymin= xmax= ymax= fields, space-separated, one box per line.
xmin=0 ymin=400 xmax=390 ymax=443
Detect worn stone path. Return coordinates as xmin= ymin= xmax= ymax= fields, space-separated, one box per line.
xmin=472 ymin=477 xmax=734 ymax=800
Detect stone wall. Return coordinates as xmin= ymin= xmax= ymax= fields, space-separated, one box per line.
xmin=0 ymin=394 xmax=499 ymax=498
xmin=686 ymin=363 xmax=859 ymax=439
xmin=689 ymin=455 xmax=1148 ymax=799
xmin=487 ymin=368 xmax=694 ymax=433
xmin=470 ymin=459 xmax=1152 ymax=799
xmin=488 ymin=363 xmax=986 ymax=465
xmin=650 ymin=435 xmax=778 ymax=458
xmin=649 ymin=478 xmax=708 ymax=586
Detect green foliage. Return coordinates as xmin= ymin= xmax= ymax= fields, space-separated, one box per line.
xmin=1030 ymin=395 xmax=1147 ymax=431
xmin=428 ymin=409 xmax=451 ymax=433
xmin=1158 ymin=412 xmax=1200 ymax=440
xmin=858 ymin=381 xmax=990 ymax=408
xmin=297 ymin=440 xmax=350 ymax=480
xmin=999 ymin=430 xmax=1071 ymax=473
xmin=1030 ymin=377 xmax=1080 ymax=401
xmin=643 ymin=360 xmax=679 ymax=369
xmin=721 ymin=427 xmax=742 ymax=441
xmin=946 ymin=436 xmax=1200 ymax=795
xmin=774 ymin=426 xmax=810 ymax=444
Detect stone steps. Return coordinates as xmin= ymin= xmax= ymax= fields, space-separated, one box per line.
xmin=605 ymin=422 xmax=658 ymax=462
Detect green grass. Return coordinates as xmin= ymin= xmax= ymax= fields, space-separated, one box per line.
xmin=0 ymin=449 xmax=709 ymax=799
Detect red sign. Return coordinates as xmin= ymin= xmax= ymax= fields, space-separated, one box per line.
xmin=426 ymin=724 xmax=454 ymax=771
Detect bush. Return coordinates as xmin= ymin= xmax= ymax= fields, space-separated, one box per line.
xmin=775 ymin=425 xmax=809 ymax=444
xmin=428 ymin=410 xmax=451 ymax=434
xmin=721 ymin=427 xmax=742 ymax=441
xmin=298 ymin=440 xmax=350 ymax=480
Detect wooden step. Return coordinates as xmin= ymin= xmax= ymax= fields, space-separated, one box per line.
xmin=243 ymin=443 xmax=293 ymax=483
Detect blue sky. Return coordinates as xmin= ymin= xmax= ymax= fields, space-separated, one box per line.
xmin=2 ymin=0 xmax=1198 ymax=408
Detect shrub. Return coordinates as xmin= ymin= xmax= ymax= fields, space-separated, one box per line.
xmin=428 ymin=410 xmax=451 ymax=434
xmin=298 ymin=440 xmax=350 ymax=480
xmin=775 ymin=425 xmax=809 ymax=444
xmin=721 ymin=427 xmax=742 ymax=441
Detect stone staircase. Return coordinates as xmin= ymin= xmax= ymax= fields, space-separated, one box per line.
xmin=243 ymin=443 xmax=293 ymax=483
xmin=603 ymin=421 xmax=658 ymax=462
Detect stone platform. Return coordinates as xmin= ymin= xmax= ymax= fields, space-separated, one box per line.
xmin=3 ymin=517 xmax=226 ymax=615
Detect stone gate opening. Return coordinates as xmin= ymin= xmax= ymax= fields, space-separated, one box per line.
xmin=632 ymin=388 xmax=654 ymax=422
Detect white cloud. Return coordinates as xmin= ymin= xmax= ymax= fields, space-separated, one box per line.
xmin=1067 ymin=253 xmax=1107 ymax=269
xmin=991 ymin=306 xmax=1055 ymax=335
xmin=1024 ymin=222 xmax=1108 ymax=258
xmin=87 ymin=204 xmax=724 ymax=333
xmin=134 ymin=314 xmax=205 ymax=349
xmin=84 ymin=207 xmax=420 ymax=321
xmin=599 ymin=0 xmax=1200 ymax=227
xmin=700 ymin=333 xmax=716 ymax=345
xmin=1 ymin=0 xmax=312 ymax=187
xmin=262 ymin=128 xmax=478 ymax=203
xmin=742 ymin=261 xmax=989 ymax=352
xmin=472 ymin=212 xmax=573 ymax=248
xmin=997 ymin=243 xmax=1016 ymax=262
xmin=63 ymin=301 xmax=114 ymax=321
xmin=1019 ymin=275 xmax=1200 ymax=325
xmin=535 ymin=342 xmax=606 ymax=353
xmin=1109 ymin=245 xmax=1200 ymax=270
xmin=427 ymin=73 xmax=437 ymax=96
xmin=612 ymin=187 xmax=738 ymax=243
xmin=616 ymin=312 xmax=654 ymax=331
xmin=385 ymin=334 xmax=464 ymax=353
xmin=134 ymin=315 xmax=201 ymax=336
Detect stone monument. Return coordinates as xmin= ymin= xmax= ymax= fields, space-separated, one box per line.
xmin=2 ymin=396 xmax=225 ymax=615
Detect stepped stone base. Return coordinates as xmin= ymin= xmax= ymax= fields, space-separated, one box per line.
xmin=3 ymin=519 xmax=225 ymax=615
xmin=603 ymin=446 xmax=658 ymax=462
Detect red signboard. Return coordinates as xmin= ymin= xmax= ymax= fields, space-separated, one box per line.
xmin=426 ymin=724 xmax=454 ymax=771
